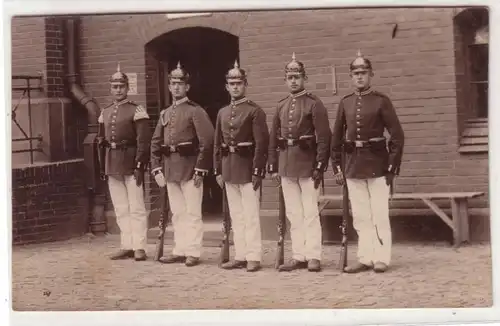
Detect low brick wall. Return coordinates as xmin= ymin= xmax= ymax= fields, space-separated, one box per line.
xmin=12 ymin=159 xmax=89 ymax=245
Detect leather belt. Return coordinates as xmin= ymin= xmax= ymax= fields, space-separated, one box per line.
xmin=103 ymin=140 xmax=136 ymax=149
xmin=221 ymin=142 xmax=254 ymax=156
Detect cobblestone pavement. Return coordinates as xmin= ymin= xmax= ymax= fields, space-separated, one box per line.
xmin=12 ymin=234 xmax=492 ymax=311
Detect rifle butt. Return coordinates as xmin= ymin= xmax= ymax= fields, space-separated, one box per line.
xmin=275 ymin=185 xmax=286 ymax=269
xmin=154 ymin=232 xmax=165 ymax=261
xmin=219 ymin=185 xmax=231 ymax=265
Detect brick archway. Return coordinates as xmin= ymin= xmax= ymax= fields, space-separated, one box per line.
xmin=135 ymin=12 xmax=247 ymax=46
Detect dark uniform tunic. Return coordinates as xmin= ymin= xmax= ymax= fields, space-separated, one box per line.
xmin=214 ymin=97 xmax=269 ymax=184
xmin=268 ymin=90 xmax=331 ymax=178
xmin=98 ymin=98 xmax=151 ymax=176
xmin=150 ymin=97 xmax=215 ymax=182
xmin=330 ymin=88 xmax=405 ymax=179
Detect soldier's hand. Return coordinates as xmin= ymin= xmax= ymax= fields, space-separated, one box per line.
xmin=100 ymin=171 xmax=107 ymax=181
xmin=154 ymin=171 xmax=166 ymax=188
xmin=334 ymin=172 xmax=344 ymax=186
xmin=216 ymin=175 xmax=224 ymax=188
xmin=252 ymin=175 xmax=263 ymax=191
xmin=134 ymin=169 xmax=144 ymax=187
xmin=312 ymin=169 xmax=323 ymax=189
xmin=193 ymin=175 xmax=203 ymax=188
xmin=271 ymin=173 xmax=281 ymax=185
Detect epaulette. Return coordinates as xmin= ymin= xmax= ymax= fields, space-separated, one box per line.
xmin=187 ymin=99 xmax=200 ymax=107
xmin=371 ymin=90 xmax=389 ymax=99
xmin=341 ymin=92 xmax=355 ymax=100
xmin=305 ymin=92 xmax=319 ymax=100
xmin=133 ymin=104 xmax=149 ymax=121
xmin=278 ymin=94 xmax=290 ymax=103
xmin=102 ymin=103 xmax=114 ymax=110
xmin=247 ymin=99 xmax=260 ymax=108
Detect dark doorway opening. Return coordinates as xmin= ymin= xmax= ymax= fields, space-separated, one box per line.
xmin=146 ymin=27 xmax=239 ymax=219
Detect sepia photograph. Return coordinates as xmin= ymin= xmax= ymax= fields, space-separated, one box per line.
xmin=4 ymin=0 xmax=498 ymax=324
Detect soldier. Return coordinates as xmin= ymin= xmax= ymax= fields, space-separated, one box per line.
xmin=214 ymin=61 xmax=270 ymax=272
xmin=267 ymin=53 xmax=331 ymax=272
xmin=97 ymin=63 xmax=151 ymax=261
xmin=150 ymin=62 xmax=214 ymax=267
xmin=330 ymin=50 xmax=405 ymax=274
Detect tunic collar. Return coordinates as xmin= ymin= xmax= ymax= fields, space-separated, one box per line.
xmin=113 ymin=98 xmax=129 ymax=107
xmin=231 ymin=97 xmax=248 ymax=106
xmin=354 ymin=87 xmax=373 ymax=96
xmin=173 ymin=96 xmax=188 ymax=107
xmin=290 ymin=89 xmax=307 ymax=99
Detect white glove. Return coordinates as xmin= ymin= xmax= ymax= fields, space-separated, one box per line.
xmin=154 ymin=171 xmax=166 ymax=188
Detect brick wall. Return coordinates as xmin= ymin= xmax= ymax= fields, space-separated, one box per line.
xmin=11 ymin=160 xmax=89 ymax=245
xmin=76 ymin=8 xmax=489 ymax=239
xmin=11 ymin=16 xmax=86 ymax=165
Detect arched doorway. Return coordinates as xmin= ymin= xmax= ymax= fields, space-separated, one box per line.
xmin=145 ymin=27 xmax=239 ymax=219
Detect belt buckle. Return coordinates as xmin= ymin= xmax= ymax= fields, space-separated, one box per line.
xmin=110 ymin=142 xmax=117 ymax=149
xmin=169 ymin=145 xmax=176 ymax=152
xmin=355 ymin=141 xmax=363 ymax=148
xmin=287 ymin=139 xmax=294 ymax=146
xmin=229 ymin=146 xmax=236 ymax=153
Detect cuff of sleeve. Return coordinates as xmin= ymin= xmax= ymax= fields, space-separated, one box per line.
xmin=388 ymin=164 xmax=400 ymax=175
xmin=314 ymin=161 xmax=326 ymax=172
xmin=252 ymin=168 xmax=266 ymax=178
xmin=332 ymin=164 xmax=342 ymax=175
xmin=194 ymin=168 xmax=209 ymax=177
xmin=267 ymin=163 xmax=277 ymax=174
xmin=135 ymin=161 xmax=146 ymax=170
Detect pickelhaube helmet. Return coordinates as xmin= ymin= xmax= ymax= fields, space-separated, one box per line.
xmin=284 ymin=52 xmax=306 ymax=77
xmin=109 ymin=62 xmax=128 ymax=85
xmin=350 ymin=49 xmax=373 ymax=72
xmin=226 ymin=60 xmax=247 ymax=82
xmin=168 ymin=61 xmax=190 ymax=82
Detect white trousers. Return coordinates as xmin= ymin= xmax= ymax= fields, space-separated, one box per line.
xmin=166 ymin=179 xmax=204 ymax=258
xmin=346 ymin=177 xmax=392 ymax=266
xmin=225 ymin=182 xmax=262 ymax=262
xmin=108 ymin=175 xmax=148 ymax=250
xmin=281 ymin=177 xmax=322 ymax=261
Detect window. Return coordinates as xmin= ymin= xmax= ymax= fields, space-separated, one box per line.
xmin=467 ymin=25 xmax=488 ymax=118
xmin=455 ymin=8 xmax=489 ymax=153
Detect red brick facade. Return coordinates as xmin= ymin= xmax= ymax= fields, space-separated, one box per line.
xmin=11 ymin=160 xmax=89 ymax=245
xmin=10 ymin=8 xmax=491 ymax=243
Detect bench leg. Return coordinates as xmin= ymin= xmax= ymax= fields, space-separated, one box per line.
xmin=451 ymin=199 xmax=461 ymax=247
xmin=458 ymin=198 xmax=471 ymax=244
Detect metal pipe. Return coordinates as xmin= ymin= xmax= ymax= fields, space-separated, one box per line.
xmin=64 ymin=16 xmax=107 ymax=236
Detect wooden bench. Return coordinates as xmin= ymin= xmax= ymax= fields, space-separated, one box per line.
xmin=318 ymin=191 xmax=485 ymax=247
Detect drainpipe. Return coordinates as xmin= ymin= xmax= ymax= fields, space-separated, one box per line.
xmin=64 ymin=17 xmax=107 ymax=235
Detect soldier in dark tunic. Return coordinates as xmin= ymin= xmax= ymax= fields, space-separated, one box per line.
xmin=214 ymin=61 xmax=270 ymax=272
xmin=150 ymin=62 xmax=215 ymax=267
xmin=268 ymin=53 xmax=331 ymax=272
xmin=330 ymin=50 xmax=405 ymax=273
xmin=97 ymin=63 xmax=151 ymax=261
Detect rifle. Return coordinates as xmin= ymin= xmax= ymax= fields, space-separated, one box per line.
xmin=154 ymin=186 xmax=170 ymax=261
xmin=337 ymin=117 xmax=351 ymax=272
xmin=275 ymin=183 xmax=286 ymax=269
xmin=219 ymin=185 xmax=231 ymax=265
xmin=338 ymin=182 xmax=350 ymax=271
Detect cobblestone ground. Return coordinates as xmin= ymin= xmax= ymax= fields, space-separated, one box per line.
xmin=12 ymin=234 xmax=492 ymax=311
